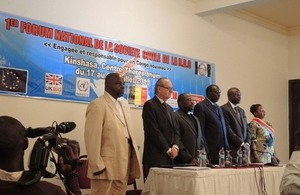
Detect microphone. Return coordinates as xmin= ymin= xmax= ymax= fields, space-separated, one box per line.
xmin=25 ymin=127 xmax=54 ymax=138
xmin=56 ymin=122 xmax=76 ymax=134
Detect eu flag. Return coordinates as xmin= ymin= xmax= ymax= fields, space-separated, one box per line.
xmin=0 ymin=67 xmax=28 ymax=93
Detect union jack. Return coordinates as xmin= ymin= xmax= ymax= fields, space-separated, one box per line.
xmin=45 ymin=73 xmax=62 ymax=85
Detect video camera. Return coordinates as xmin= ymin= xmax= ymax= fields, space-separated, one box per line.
xmin=18 ymin=121 xmax=78 ymax=186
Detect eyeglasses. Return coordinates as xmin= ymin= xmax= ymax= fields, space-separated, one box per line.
xmin=185 ymin=98 xmax=194 ymax=102
xmin=159 ymin=85 xmax=173 ymax=91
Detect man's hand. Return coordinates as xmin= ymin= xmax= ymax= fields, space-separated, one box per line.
xmin=170 ymin=147 xmax=178 ymax=159
xmin=58 ymin=139 xmax=80 ymax=176
xmin=242 ymin=143 xmax=250 ymax=153
xmin=190 ymin=158 xmax=200 ymax=166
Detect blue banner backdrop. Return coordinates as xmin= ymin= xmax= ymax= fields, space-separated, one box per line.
xmin=0 ymin=12 xmax=215 ymax=108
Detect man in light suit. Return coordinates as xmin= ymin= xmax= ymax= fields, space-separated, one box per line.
xmin=221 ymin=87 xmax=250 ymax=163
xmin=280 ymin=130 xmax=300 ymax=195
xmin=84 ymin=73 xmax=140 ymax=195
xmin=194 ymin=84 xmax=229 ymax=165
xmin=174 ymin=93 xmax=207 ymax=165
xmin=142 ymin=77 xmax=180 ymax=181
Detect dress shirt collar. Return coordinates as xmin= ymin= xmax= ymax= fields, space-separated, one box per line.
xmin=105 ymin=91 xmax=123 ymax=104
xmin=156 ymin=95 xmax=165 ymax=104
xmin=105 ymin=91 xmax=117 ymax=102
xmin=229 ymin=101 xmax=239 ymax=110
xmin=179 ymin=108 xmax=192 ymax=115
xmin=206 ymin=98 xmax=216 ymax=106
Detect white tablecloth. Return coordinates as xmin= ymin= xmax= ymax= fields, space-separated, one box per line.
xmin=142 ymin=165 xmax=285 ymax=195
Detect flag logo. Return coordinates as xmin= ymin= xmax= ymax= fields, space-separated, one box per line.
xmin=128 ymin=86 xmax=148 ymax=106
xmin=45 ymin=73 xmax=62 ymax=86
xmin=45 ymin=73 xmax=63 ymax=95
xmin=0 ymin=67 xmax=28 ymax=93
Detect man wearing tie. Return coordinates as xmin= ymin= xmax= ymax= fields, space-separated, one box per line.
xmin=221 ymin=87 xmax=250 ymax=163
xmin=142 ymin=77 xmax=180 ymax=181
xmin=174 ymin=93 xmax=207 ymax=166
xmin=194 ymin=84 xmax=229 ymax=165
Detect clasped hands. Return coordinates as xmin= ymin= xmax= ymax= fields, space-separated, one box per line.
xmin=167 ymin=146 xmax=179 ymax=159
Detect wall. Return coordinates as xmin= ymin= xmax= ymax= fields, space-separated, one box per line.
xmin=288 ymin=35 xmax=300 ymax=79
xmin=0 ymin=0 xmax=293 ymax=189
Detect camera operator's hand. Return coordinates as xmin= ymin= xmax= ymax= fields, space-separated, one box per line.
xmin=58 ymin=139 xmax=82 ymax=195
xmin=58 ymin=139 xmax=80 ymax=176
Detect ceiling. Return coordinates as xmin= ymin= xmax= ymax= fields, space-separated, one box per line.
xmin=189 ymin=0 xmax=300 ymax=36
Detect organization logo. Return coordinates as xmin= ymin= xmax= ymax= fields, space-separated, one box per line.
xmin=76 ymin=77 xmax=90 ymax=97
xmin=45 ymin=73 xmax=63 ymax=95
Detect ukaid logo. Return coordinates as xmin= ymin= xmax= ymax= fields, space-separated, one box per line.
xmin=76 ymin=77 xmax=90 ymax=97
xmin=45 ymin=73 xmax=63 ymax=95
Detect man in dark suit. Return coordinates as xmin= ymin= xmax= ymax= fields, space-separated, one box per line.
xmin=194 ymin=84 xmax=229 ymax=165
xmin=174 ymin=93 xmax=207 ymax=165
xmin=142 ymin=77 xmax=180 ymax=181
xmin=221 ymin=87 xmax=250 ymax=163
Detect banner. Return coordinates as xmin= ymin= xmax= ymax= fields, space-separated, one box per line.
xmin=0 ymin=12 xmax=215 ymax=108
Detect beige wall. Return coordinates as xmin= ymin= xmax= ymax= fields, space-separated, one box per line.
xmin=0 ymin=0 xmax=298 ymax=188
xmin=288 ymin=35 xmax=300 ymax=79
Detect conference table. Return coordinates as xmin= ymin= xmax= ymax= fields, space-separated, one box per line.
xmin=142 ymin=165 xmax=285 ymax=195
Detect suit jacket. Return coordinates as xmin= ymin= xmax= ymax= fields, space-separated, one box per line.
xmin=142 ymin=96 xmax=181 ymax=167
xmin=221 ymin=102 xmax=250 ymax=158
xmin=174 ymin=109 xmax=207 ymax=164
xmin=84 ymin=92 xmax=140 ymax=180
xmin=193 ymin=98 xmax=228 ymax=164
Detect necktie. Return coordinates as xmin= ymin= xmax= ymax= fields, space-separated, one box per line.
xmin=162 ymin=102 xmax=172 ymax=123
xmin=235 ymin=106 xmax=242 ymax=125
xmin=215 ymin=104 xmax=229 ymax=147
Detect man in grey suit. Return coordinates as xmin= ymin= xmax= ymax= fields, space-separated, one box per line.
xmin=174 ymin=93 xmax=207 ymax=166
xmin=221 ymin=87 xmax=250 ymax=163
xmin=194 ymin=84 xmax=229 ymax=165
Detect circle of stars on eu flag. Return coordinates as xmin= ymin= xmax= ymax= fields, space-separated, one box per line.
xmin=2 ymin=69 xmax=21 ymax=90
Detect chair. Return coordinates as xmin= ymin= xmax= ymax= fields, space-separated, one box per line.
xmin=126 ymin=177 xmax=142 ymax=195
xmin=76 ymin=155 xmax=141 ymax=195
xmin=76 ymin=155 xmax=91 ymax=189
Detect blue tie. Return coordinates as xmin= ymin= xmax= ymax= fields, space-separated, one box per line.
xmin=215 ymin=104 xmax=229 ymax=147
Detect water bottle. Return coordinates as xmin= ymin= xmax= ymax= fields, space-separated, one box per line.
xmin=225 ymin=150 xmax=232 ymax=167
xmin=237 ymin=147 xmax=243 ymax=165
xmin=219 ymin=147 xmax=225 ymax=167
xmin=242 ymin=149 xmax=249 ymax=164
xmin=198 ymin=148 xmax=207 ymax=167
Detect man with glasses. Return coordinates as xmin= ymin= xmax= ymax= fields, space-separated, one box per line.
xmin=142 ymin=77 xmax=181 ymax=181
xmin=174 ymin=93 xmax=207 ymax=166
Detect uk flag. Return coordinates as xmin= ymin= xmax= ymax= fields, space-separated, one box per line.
xmin=45 ymin=73 xmax=62 ymax=85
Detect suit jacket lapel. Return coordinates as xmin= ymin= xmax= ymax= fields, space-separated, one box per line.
xmin=178 ymin=110 xmax=196 ymax=135
xmin=228 ymin=103 xmax=247 ymax=139
xmin=204 ymin=99 xmax=218 ymax=116
xmin=229 ymin=104 xmax=243 ymax=127
xmin=104 ymin=93 xmax=126 ymax=126
xmin=155 ymin=96 xmax=173 ymax=127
